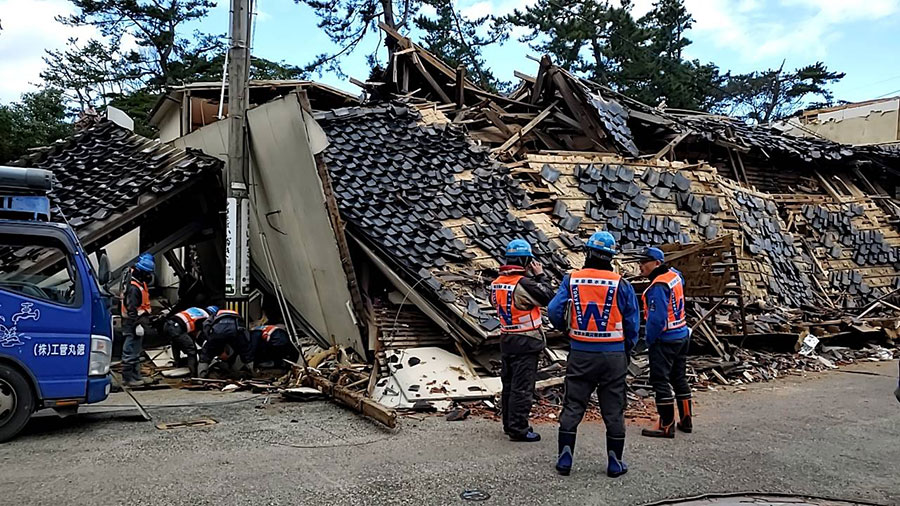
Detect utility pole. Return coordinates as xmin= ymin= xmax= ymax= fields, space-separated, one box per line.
xmin=225 ymin=0 xmax=251 ymax=311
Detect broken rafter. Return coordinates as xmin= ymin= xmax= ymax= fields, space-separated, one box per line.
xmin=455 ymin=66 xmax=466 ymax=108
xmin=531 ymin=55 xmax=552 ymax=105
xmin=549 ymin=70 xmax=606 ymax=148
xmin=493 ymin=101 xmax=557 ymax=154
xmin=410 ymin=53 xmax=452 ymax=104
xmin=651 ymin=130 xmax=690 ymax=161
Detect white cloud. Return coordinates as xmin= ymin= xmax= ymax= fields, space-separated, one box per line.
xmin=685 ymin=0 xmax=900 ymax=64
xmin=0 ymin=0 xmax=98 ymax=103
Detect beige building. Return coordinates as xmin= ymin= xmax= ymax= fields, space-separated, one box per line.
xmin=778 ymin=97 xmax=900 ymax=147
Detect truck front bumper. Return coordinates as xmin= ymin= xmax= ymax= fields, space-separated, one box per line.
xmin=86 ymin=374 xmax=111 ymax=403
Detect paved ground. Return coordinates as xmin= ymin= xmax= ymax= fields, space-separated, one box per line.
xmin=0 ymin=361 xmax=897 ymax=506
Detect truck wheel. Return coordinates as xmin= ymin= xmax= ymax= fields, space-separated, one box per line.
xmin=0 ymin=364 xmax=35 ymax=443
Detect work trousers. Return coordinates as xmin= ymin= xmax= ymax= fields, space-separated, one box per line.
xmin=500 ymin=351 xmax=540 ymax=437
xmin=648 ymin=338 xmax=691 ymax=404
xmin=559 ymin=349 xmax=627 ymax=439
xmin=121 ymin=316 xmax=148 ymax=382
xmin=200 ymin=320 xmax=253 ymax=365
xmin=164 ymin=319 xmax=197 ymax=366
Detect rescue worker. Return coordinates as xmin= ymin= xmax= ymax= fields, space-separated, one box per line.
xmin=490 ymin=239 xmax=555 ymax=442
xmin=638 ymin=246 xmax=693 ymax=438
xmin=121 ymin=253 xmax=155 ymax=387
xmin=162 ymin=305 xmax=218 ymax=377
xmin=197 ymin=308 xmax=254 ymax=378
xmin=548 ymin=231 xmax=639 ymax=478
xmin=251 ymin=324 xmax=300 ymax=368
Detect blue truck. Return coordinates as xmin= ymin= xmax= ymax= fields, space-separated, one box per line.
xmin=0 ymin=166 xmax=113 ymax=442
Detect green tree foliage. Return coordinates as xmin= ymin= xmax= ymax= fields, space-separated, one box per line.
xmin=0 ymin=89 xmax=73 ymax=163
xmin=413 ymin=0 xmax=508 ymax=92
xmin=721 ymin=61 xmax=846 ymax=123
xmin=295 ymin=0 xmax=421 ymax=76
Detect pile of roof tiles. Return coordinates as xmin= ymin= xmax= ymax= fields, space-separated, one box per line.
xmin=727 ymin=188 xmax=813 ymax=307
xmin=571 ymin=163 xmax=693 ymax=249
xmin=317 ymin=103 xmax=572 ymax=298
xmin=579 ymin=86 xmax=639 ymax=157
xmin=12 ymin=120 xmax=221 ymax=230
xmin=802 ymin=203 xmax=900 ymax=268
xmin=680 ymin=115 xmax=900 ymax=163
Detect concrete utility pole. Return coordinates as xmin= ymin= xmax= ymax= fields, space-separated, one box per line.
xmin=225 ymin=0 xmax=251 ymax=307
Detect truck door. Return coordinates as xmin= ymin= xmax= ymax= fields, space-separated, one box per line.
xmin=0 ymin=229 xmax=92 ymax=400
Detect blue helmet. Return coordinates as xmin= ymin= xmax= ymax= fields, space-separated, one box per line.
xmin=206 ymin=305 xmax=219 ymax=316
xmin=585 ymin=231 xmax=616 ymax=256
xmin=134 ymin=253 xmax=155 ymax=273
xmin=639 ymin=247 xmax=665 ymax=262
xmin=505 ymin=239 xmax=533 ymax=258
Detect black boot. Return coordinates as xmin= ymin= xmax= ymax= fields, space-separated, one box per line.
xmin=676 ymin=396 xmax=693 ymax=433
xmin=556 ymin=430 xmax=576 ymax=475
xmin=606 ymin=436 xmax=628 ymax=478
xmin=186 ymin=355 xmax=198 ymax=378
xmin=642 ymin=401 xmax=676 ymax=438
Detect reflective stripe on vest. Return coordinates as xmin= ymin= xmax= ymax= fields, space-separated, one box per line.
xmin=175 ymin=307 xmax=210 ymax=333
xmin=214 ymin=309 xmax=241 ymax=323
xmin=121 ymin=279 xmax=151 ymax=316
xmin=254 ymin=325 xmax=282 ymax=342
xmin=490 ymin=274 xmax=542 ymax=333
xmin=567 ymin=269 xmax=624 ymax=343
xmin=642 ymin=270 xmax=687 ymax=331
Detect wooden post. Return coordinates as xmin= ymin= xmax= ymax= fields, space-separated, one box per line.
xmin=455 ymin=65 xmax=466 ymax=108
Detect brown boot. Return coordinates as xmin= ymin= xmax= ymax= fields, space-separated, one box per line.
xmin=677 ymin=397 xmax=693 ymax=433
xmin=642 ymin=401 xmax=676 ymax=438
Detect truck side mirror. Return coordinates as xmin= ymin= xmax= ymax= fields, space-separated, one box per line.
xmin=97 ymin=250 xmax=110 ymax=286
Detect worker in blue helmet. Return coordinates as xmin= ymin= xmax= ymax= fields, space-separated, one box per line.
xmin=197 ymin=307 xmax=254 ymax=378
xmin=638 ymin=246 xmax=692 ymax=439
xmin=163 ymin=305 xmax=218 ymax=377
xmin=548 ymin=231 xmax=640 ymax=478
xmin=490 ymin=239 xmax=555 ymax=442
xmin=120 ymin=252 xmax=156 ymax=387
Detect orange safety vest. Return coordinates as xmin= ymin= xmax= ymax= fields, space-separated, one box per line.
xmin=643 ymin=270 xmax=687 ymax=331
xmin=491 ymin=274 xmax=542 ymax=333
xmin=213 ymin=309 xmax=241 ymax=322
xmin=255 ymin=325 xmax=283 ymax=342
xmin=121 ymin=279 xmax=151 ymax=316
xmin=175 ymin=307 xmax=210 ymax=334
xmin=567 ymin=269 xmax=625 ymax=343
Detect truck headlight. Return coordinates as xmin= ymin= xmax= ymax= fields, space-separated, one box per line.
xmin=89 ymin=335 xmax=112 ymax=376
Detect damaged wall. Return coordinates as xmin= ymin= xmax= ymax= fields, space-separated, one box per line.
xmin=174 ymin=95 xmax=365 ymax=352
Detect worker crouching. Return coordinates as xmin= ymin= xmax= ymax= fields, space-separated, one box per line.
xmin=197 ymin=308 xmax=255 ymax=378
xmin=163 ymin=305 xmax=217 ymax=377
xmin=490 ymin=239 xmax=555 ymax=442
xmin=548 ymin=231 xmax=639 ymax=478
xmin=638 ymin=247 xmax=693 ymax=438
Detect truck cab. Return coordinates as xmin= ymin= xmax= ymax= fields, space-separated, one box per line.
xmin=0 ymin=166 xmax=113 ymax=442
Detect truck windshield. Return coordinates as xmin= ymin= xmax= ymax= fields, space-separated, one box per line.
xmin=0 ymin=234 xmax=79 ymax=307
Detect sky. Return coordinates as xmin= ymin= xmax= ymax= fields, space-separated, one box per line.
xmin=1 ymin=0 xmax=900 ymax=107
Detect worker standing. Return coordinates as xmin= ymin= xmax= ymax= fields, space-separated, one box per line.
xmin=638 ymin=247 xmax=693 ymax=438
xmin=490 ymin=239 xmax=555 ymax=442
xmin=121 ymin=253 xmax=155 ymax=387
xmin=197 ymin=308 xmax=254 ymax=378
xmin=548 ymin=231 xmax=639 ymax=478
xmin=163 ymin=305 xmax=218 ymax=377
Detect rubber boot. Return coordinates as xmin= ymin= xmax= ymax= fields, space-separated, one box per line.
xmin=197 ymin=362 xmax=211 ymax=378
xmin=642 ymin=401 xmax=676 ymax=438
xmin=676 ymin=396 xmax=693 ymax=433
xmin=556 ymin=430 xmax=576 ymax=476
xmin=509 ymin=429 xmax=541 ymax=442
xmin=606 ymin=436 xmax=628 ymax=478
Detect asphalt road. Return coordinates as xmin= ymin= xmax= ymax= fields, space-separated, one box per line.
xmin=0 ymin=361 xmax=897 ymax=506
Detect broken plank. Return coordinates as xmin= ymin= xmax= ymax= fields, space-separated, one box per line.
xmin=493 ymin=101 xmax=557 ymax=154
xmin=410 ymin=53 xmax=452 ymax=104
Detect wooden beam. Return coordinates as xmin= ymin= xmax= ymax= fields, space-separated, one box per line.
xmin=493 ymin=101 xmax=557 ymax=154
xmin=550 ymin=70 xmax=606 ymax=147
xmin=514 ymin=70 xmax=536 ymax=83
xmin=483 ymin=109 xmax=513 ymax=136
xmin=455 ymin=66 xmax=466 ymax=107
xmin=651 ymin=130 xmax=690 ymax=161
xmin=410 ymin=53 xmax=452 ymax=104
xmin=530 ymin=55 xmax=552 ymax=105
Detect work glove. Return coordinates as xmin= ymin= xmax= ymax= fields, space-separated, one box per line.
xmin=135 ymin=324 xmax=145 ymax=337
